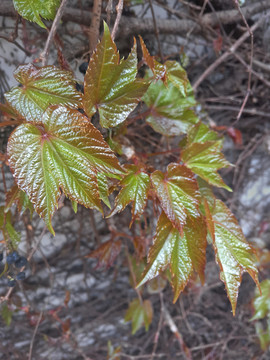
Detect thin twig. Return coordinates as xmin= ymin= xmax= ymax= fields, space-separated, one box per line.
xmin=0 ymin=35 xmax=31 ymax=56
xmin=111 ymin=0 xmax=124 ymax=41
xmin=89 ymin=0 xmax=102 ymax=54
xmin=150 ymin=292 xmax=164 ymax=360
xmin=106 ymin=0 xmax=113 ymax=28
xmin=232 ymin=0 xmax=254 ymax=124
xmin=192 ymin=15 xmax=268 ymax=91
xmin=40 ymin=0 xmax=69 ymax=66
xmin=148 ymin=0 xmax=164 ymax=62
xmin=163 ymin=305 xmax=192 ymax=360
xmin=28 ymin=311 xmax=43 ymax=360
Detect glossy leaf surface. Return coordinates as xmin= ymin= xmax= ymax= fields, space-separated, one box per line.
xmin=83 ymin=23 xmax=148 ymax=128
xmin=151 ymin=163 xmax=200 ymax=234
xmin=251 ymin=279 xmax=270 ymax=320
xmin=97 ymin=172 xmax=111 ymax=208
xmin=125 ymin=298 xmax=153 ymax=334
xmin=166 ymin=60 xmax=189 ymax=97
xmin=7 ymin=106 xmax=123 ymax=234
xmin=138 ymin=212 xmax=207 ymax=302
xmin=109 ymin=165 xmax=150 ymax=224
xmin=187 ymin=122 xmax=221 ymax=145
xmin=13 ymin=0 xmax=61 ymax=28
xmin=181 ymin=141 xmax=232 ymax=191
xmin=5 ymin=64 xmax=82 ymax=123
xmin=139 ymin=36 xmax=166 ymax=82
xmin=209 ymin=200 xmax=259 ymax=315
xmin=143 ymin=78 xmax=198 ymax=136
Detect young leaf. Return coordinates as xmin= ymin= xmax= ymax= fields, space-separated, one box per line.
xmin=181 ymin=141 xmax=232 ymax=191
xmin=208 ymin=200 xmax=260 ymax=315
xmin=97 ymin=172 xmax=111 ymax=209
xmin=109 ymin=165 xmax=150 ymax=224
xmin=5 ymin=184 xmax=34 ymax=216
xmin=143 ymin=78 xmax=198 ymax=136
xmin=83 ymin=23 xmax=148 ymax=128
xmin=166 ymin=60 xmax=189 ymax=97
xmin=139 ymin=36 xmax=167 ymax=82
xmin=124 ymin=298 xmax=153 ymax=334
xmin=251 ymin=279 xmax=270 ymax=321
xmin=13 ymin=0 xmax=61 ymax=28
xmin=138 ymin=212 xmax=207 ymax=302
xmin=187 ymin=122 xmax=221 ymax=145
xmin=5 ymin=64 xmax=82 ymax=123
xmin=151 ymin=163 xmax=200 ymax=234
xmin=86 ymin=239 xmax=122 ymax=269
xmin=7 ymin=106 xmax=123 ymax=234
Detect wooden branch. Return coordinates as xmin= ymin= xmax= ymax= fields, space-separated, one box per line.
xmin=111 ymin=0 xmax=124 ymax=41
xmin=89 ymin=0 xmax=102 ymax=54
xmin=40 ymin=0 xmax=68 ymax=66
xmin=1 ymin=0 xmax=270 ymax=37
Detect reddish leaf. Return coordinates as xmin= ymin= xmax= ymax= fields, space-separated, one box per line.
xmin=151 ymin=163 xmax=200 ymax=234
xmin=86 ymin=239 xmax=122 ymax=269
xmin=83 ymin=23 xmax=148 ymax=128
xmin=109 ymin=165 xmax=150 ymax=224
xmin=138 ymin=212 xmax=207 ymax=302
xmin=208 ymin=200 xmax=260 ymax=315
xmin=7 ymin=106 xmax=123 ymax=234
xmin=226 ymin=127 xmax=243 ymax=146
xmin=139 ymin=36 xmax=167 ymax=82
xmin=5 ymin=64 xmax=82 ymax=123
xmin=5 ymin=184 xmax=34 ymax=216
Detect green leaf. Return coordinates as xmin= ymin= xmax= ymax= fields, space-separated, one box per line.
xmin=255 ymin=321 xmax=270 ymax=351
xmin=109 ymin=165 xmax=150 ymax=224
xmin=83 ymin=23 xmax=148 ymax=128
xmin=151 ymin=163 xmax=200 ymax=234
xmin=166 ymin=60 xmax=189 ymax=97
xmin=125 ymin=298 xmax=153 ymax=334
xmin=143 ymin=78 xmax=198 ymax=136
xmin=7 ymin=106 xmax=123 ymax=234
xmin=5 ymin=64 xmax=82 ymax=123
xmin=1 ymin=304 xmax=12 ymax=327
xmin=5 ymin=221 xmax=21 ymax=248
xmin=5 ymin=184 xmax=34 ymax=216
xmin=251 ymin=279 xmax=270 ymax=321
xmin=13 ymin=0 xmax=61 ymax=28
xmin=209 ymin=200 xmax=259 ymax=315
xmin=187 ymin=122 xmax=221 ymax=145
xmin=138 ymin=212 xmax=207 ymax=302
xmin=181 ymin=141 xmax=232 ymax=191
xmin=97 ymin=172 xmax=111 ymax=208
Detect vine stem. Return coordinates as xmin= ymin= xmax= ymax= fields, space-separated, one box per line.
xmin=89 ymin=0 xmax=102 ymax=54
xmin=40 ymin=0 xmax=69 ymax=66
xmin=111 ymin=0 xmax=124 ymax=41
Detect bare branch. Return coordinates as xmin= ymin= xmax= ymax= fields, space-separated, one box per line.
xmin=89 ymin=0 xmax=102 ymax=54
xmin=111 ymin=0 xmax=124 ymax=41
xmin=1 ymin=0 xmax=270 ymax=37
xmin=40 ymin=0 xmax=69 ymax=66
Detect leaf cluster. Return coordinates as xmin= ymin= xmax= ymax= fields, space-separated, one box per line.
xmin=0 ymin=22 xmax=260 ymax=321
